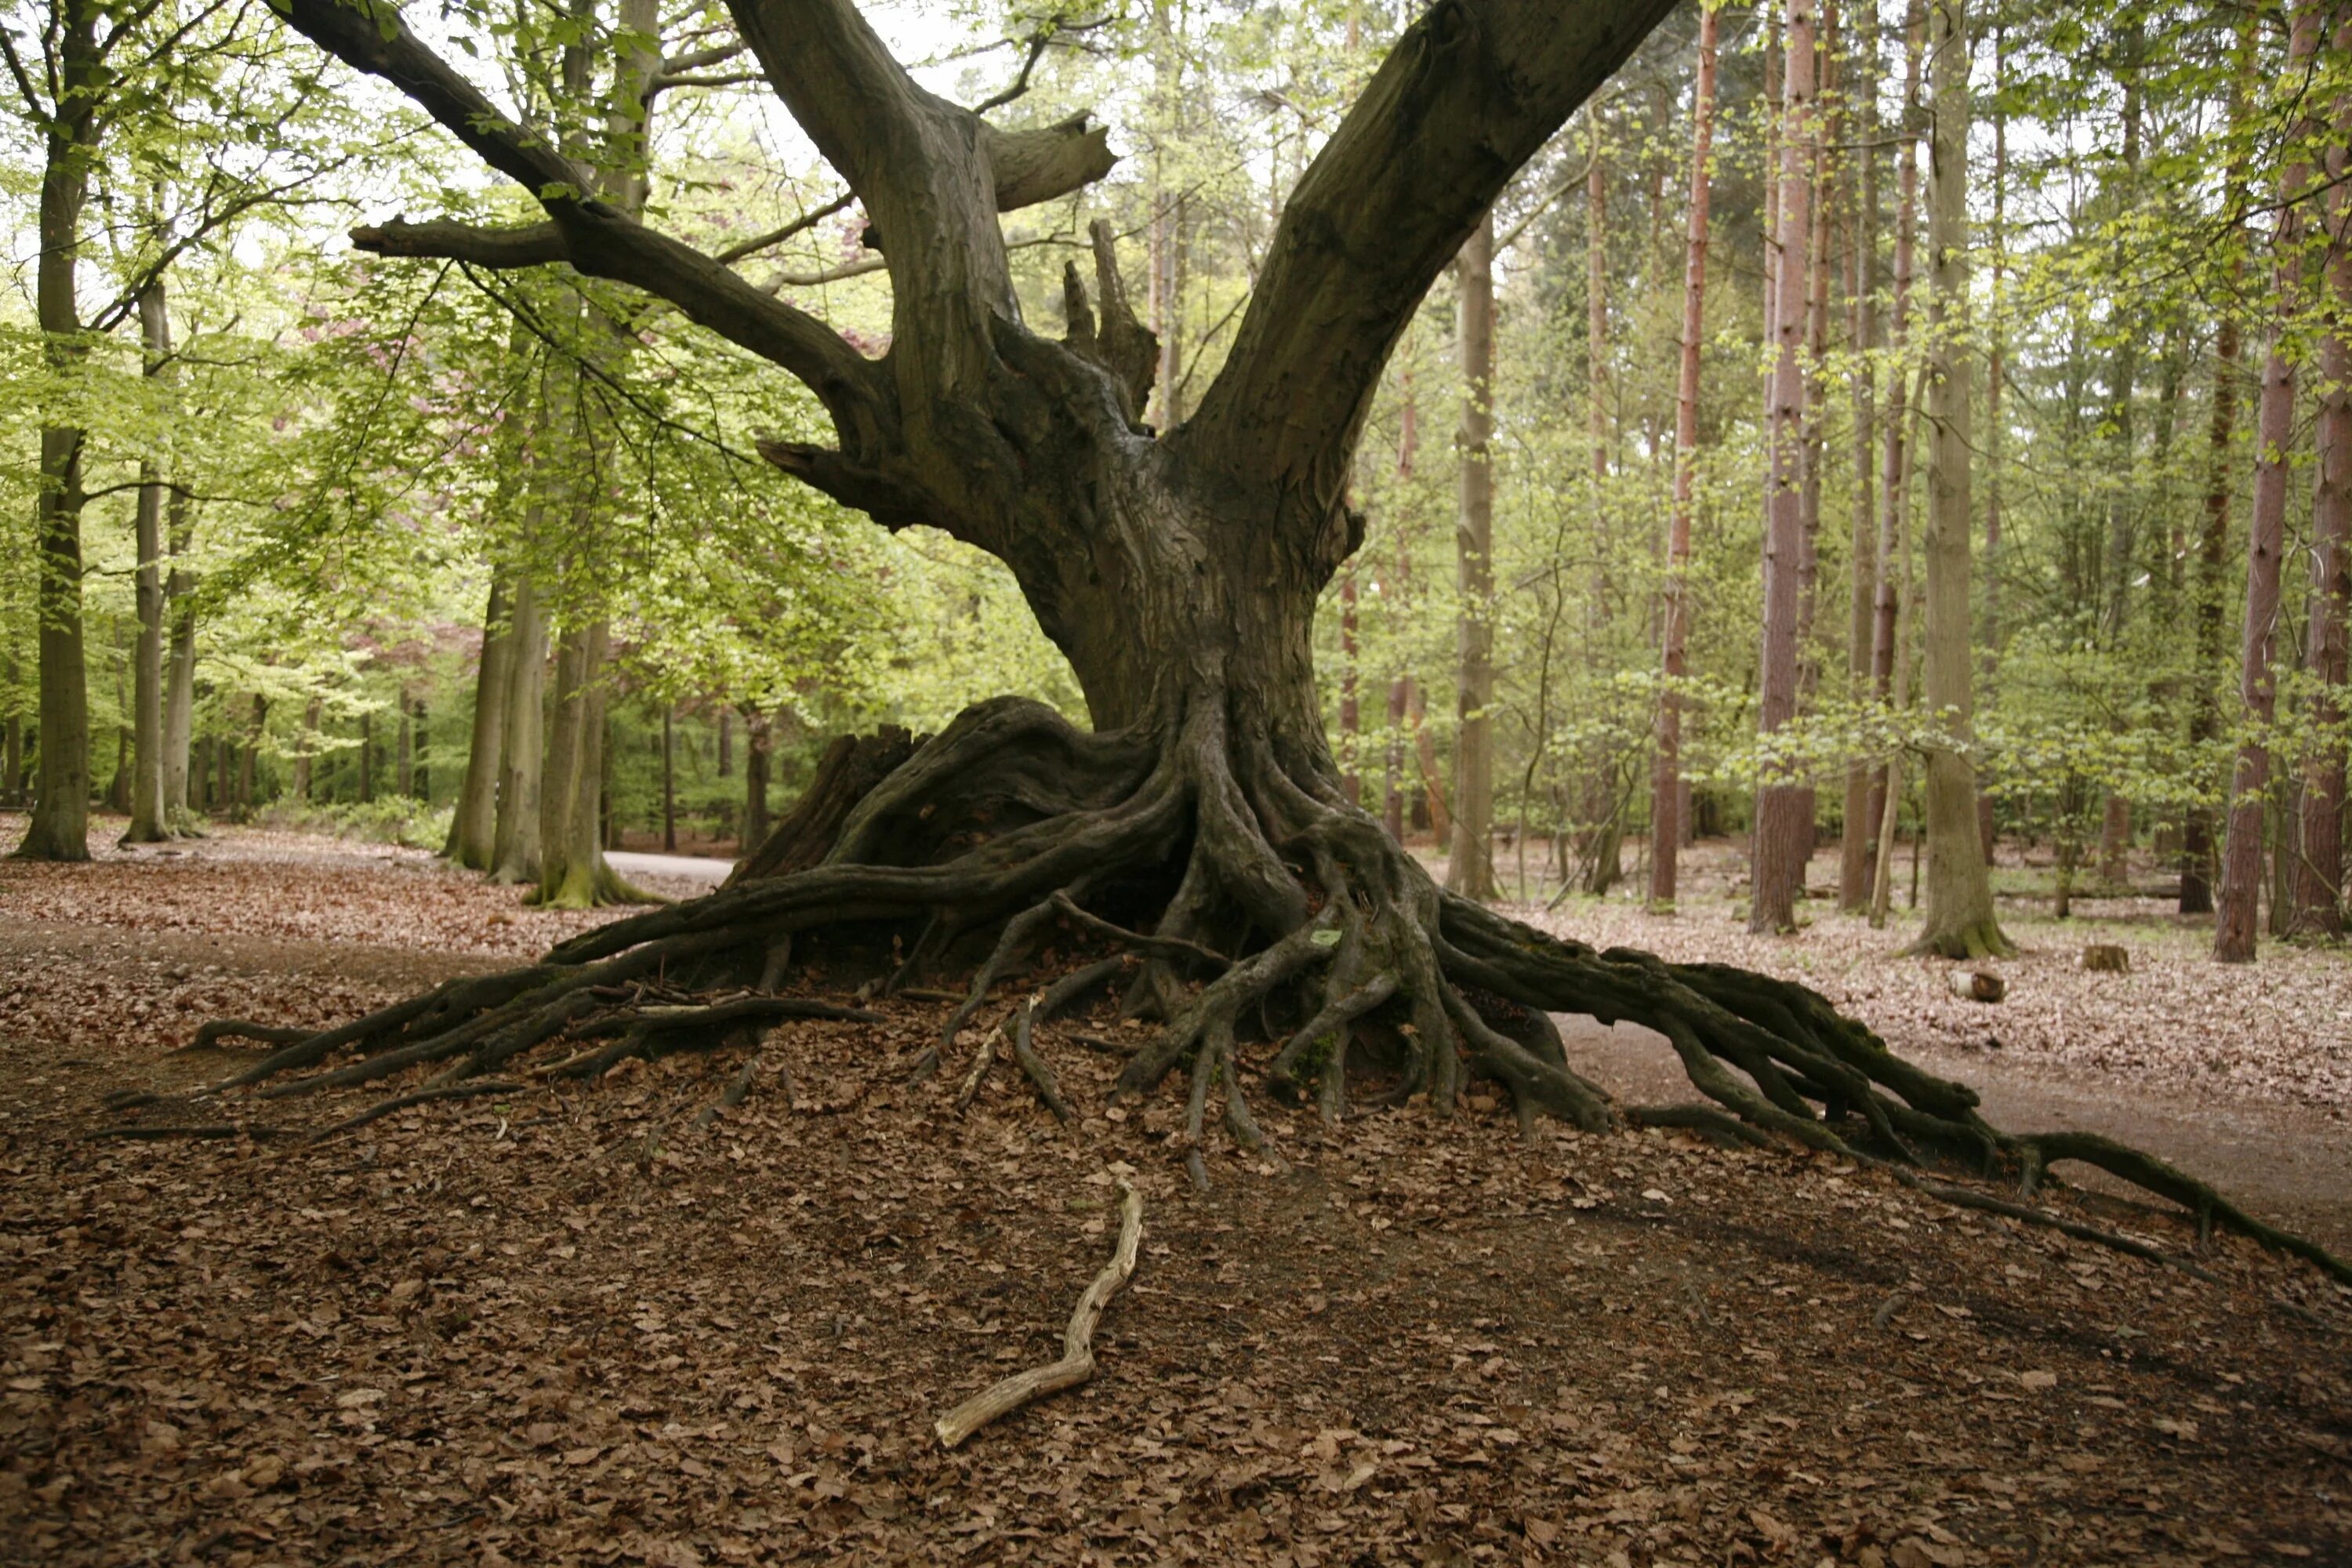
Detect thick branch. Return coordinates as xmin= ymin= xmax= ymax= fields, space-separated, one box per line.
xmin=1188 ymin=0 xmax=1676 ymax=524
xmin=274 ymin=0 xmax=882 ymax=434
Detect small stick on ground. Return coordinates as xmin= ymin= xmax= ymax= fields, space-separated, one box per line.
xmin=955 ymin=1026 xmax=1001 ymax=1112
xmin=934 ymin=1177 xmax=1144 ymax=1449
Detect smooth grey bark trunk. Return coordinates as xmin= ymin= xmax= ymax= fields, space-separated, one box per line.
xmin=1446 ymin=209 xmax=1498 ymax=901
xmin=14 ymin=2 xmax=101 ymax=862
xmin=122 ymin=278 xmax=173 ymax=844
xmin=1650 ymin=1 xmax=1718 ymax=911
xmin=1750 ymin=0 xmax=1818 ymax=935
xmin=161 ymin=492 xmax=198 ymax=833
xmin=445 ymin=576 xmax=512 ymax=867
xmin=489 ymin=571 xmax=547 ymax=884
xmin=2216 ymin=0 xmax=2322 ymax=963
xmin=1911 ymin=0 xmax=2007 ymax=960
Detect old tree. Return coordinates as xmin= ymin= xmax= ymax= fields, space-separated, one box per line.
xmin=230 ymin=0 xmax=2338 ymax=1280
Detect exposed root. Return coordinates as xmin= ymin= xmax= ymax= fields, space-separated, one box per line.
xmin=934 ymin=1176 xmax=1144 ymax=1449
xmin=163 ymin=697 xmax=2350 ymax=1291
xmin=177 ymin=1020 xmax=312 ymax=1054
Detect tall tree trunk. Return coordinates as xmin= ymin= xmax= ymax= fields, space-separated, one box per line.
xmin=1838 ymin=0 xmax=1880 ymax=910
xmin=395 ymin=684 xmax=414 ymax=797
xmin=2096 ymin=20 xmax=2146 ymax=891
xmin=292 ymin=695 xmax=322 ymax=801
xmin=122 ymin=278 xmax=174 ymax=844
xmin=2292 ymin=53 xmax=2352 ymax=936
xmin=358 ymin=709 xmax=373 ymax=804
xmin=717 ymin=707 xmax=732 ymax=779
xmin=1976 ymin=24 xmax=2006 ymax=862
xmin=1864 ymin=0 xmax=1926 ymax=895
xmin=535 ymin=621 xmax=637 ymax=907
xmin=14 ymin=2 xmax=102 ymax=862
xmin=161 ymin=488 xmax=198 ymax=833
xmin=663 ymin=702 xmax=678 ymax=851
xmin=1447 ymin=211 xmax=1498 ymax=900
xmin=445 ymin=576 xmax=512 ymax=867
xmin=490 ymin=572 xmax=548 ymax=883
xmin=1651 ymin=0 xmax=1718 ymax=911
xmin=742 ymin=706 xmax=774 ymax=850
xmin=1791 ymin=1 xmax=1838 ymax=866
xmin=238 ymin=694 xmax=263 ymax=817
xmin=1751 ymin=0 xmax=1818 ymax=935
xmin=2216 ymin=2 xmax=2321 ymax=963
xmin=1578 ymin=114 xmax=1623 ymax=896
xmin=3 ymin=656 xmax=20 ymax=805
xmin=1382 ymin=374 xmax=1420 ymax=846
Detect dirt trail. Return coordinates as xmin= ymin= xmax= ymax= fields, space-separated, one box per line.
xmin=1558 ymin=1016 xmax=2352 ymax=1256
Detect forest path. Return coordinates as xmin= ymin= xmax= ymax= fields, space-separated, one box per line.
xmin=608 ymin=848 xmax=734 ymax=886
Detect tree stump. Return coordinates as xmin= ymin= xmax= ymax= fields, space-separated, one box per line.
xmin=2081 ymin=944 xmax=2129 ymax=974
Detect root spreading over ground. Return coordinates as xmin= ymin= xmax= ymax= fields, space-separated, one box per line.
xmin=131 ymin=700 xmax=2347 ymax=1290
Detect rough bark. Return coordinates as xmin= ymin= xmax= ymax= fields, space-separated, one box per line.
xmin=2290 ymin=47 xmax=2351 ymax=936
xmin=2216 ymin=2 xmax=2321 ymax=964
xmin=445 ymin=576 xmax=512 ymax=869
xmin=1446 ymin=210 xmax=1498 ymax=902
xmin=1751 ymin=0 xmax=1819 ymax=935
xmin=1910 ymin=0 xmax=2007 ymax=960
xmin=1650 ymin=2 xmax=1718 ymax=912
xmin=122 ymin=278 xmax=174 ymax=845
xmin=14 ymin=0 xmax=102 ymax=862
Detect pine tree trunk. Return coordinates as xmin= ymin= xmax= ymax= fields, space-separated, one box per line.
xmin=122 ymin=279 xmax=174 ymax=845
xmin=1751 ymin=0 xmax=1818 ymax=935
xmin=2216 ymin=2 xmax=2321 ymax=963
xmin=1651 ymin=1 xmax=1718 ymax=911
xmin=2290 ymin=53 xmax=2350 ymax=935
xmin=1447 ymin=211 xmax=1498 ymax=900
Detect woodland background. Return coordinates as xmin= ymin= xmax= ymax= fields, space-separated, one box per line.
xmin=3 ymin=0 xmax=2349 ymax=956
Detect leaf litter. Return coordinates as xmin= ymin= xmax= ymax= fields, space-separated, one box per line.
xmin=1 ymin=826 xmax=2348 ymax=1565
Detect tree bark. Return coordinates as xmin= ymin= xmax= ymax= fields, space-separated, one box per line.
xmin=2291 ymin=49 xmax=2350 ymax=936
xmin=2096 ymin=20 xmax=2145 ymax=892
xmin=1911 ymin=0 xmax=2007 ymax=960
xmin=1751 ymin=0 xmax=1818 ymax=935
xmin=13 ymin=1 xmax=102 ymax=862
xmin=742 ymin=706 xmax=774 ymax=849
xmin=1976 ymin=25 xmax=2006 ymax=863
xmin=1838 ymin=2 xmax=1880 ymax=911
xmin=1446 ymin=210 xmax=1498 ymax=901
xmin=663 ymin=702 xmax=678 ymax=852
xmin=396 ymin=684 xmax=414 ymax=798
xmin=161 ymin=486 xmax=198 ymax=832
xmin=122 ymin=277 xmax=174 ymax=844
xmin=1650 ymin=1 xmax=1718 ymax=912
xmin=1864 ymin=1 xmax=1926 ymax=898
xmin=1338 ymin=568 xmax=1361 ymax=808
xmin=2216 ymin=1 xmax=2321 ymax=963
xmin=445 ymin=576 xmax=513 ymax=867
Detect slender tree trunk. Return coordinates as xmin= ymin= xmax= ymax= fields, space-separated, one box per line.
xmin=445 ymin=576 xmax=512 ymax=866
xmin=1751 ymin=0 xmax=1818 ymax=935
xmin=742 ymin=706 xmax=773 ymax=850
xmin=1911 ymin=0 xmax=2007 ymax=959
xmin=159 ymin=487 xmax=199 ymax=833
xmin=1651 ymin=1 xmax=1718 ymax=911
xmin=121 ymin=279 xmax=175 ymax=843
xmin=238 ymin=694 xmax=263 ymax=817
xmin=1791 ymin=1 xmax=1838 ymax=866
xmin=2216 ymin=2 xmax=2322 ymax=963
xmin=1448 ymin=211 xmax=1498 ymax=900
xmin=717 ymin=707 xmax=732 ymax=779
xmin=396 ymin=684 xmax=414 ymax=797
xmin=1578 ymin=114 xmax=1624 ymax=896
xmin=1383 ymin=375 xmax=1420 ymax=846
xmin=2096 ymin=21 xmax=2146 ymax=891
xmin=14 ymin=3 xmax=101 ymax=862
xmin=1976 ymin=27 xmax=2006 ymax=862
xmin=358 ymin=710 xmax=373 ymax=804
xmin=1838 ymin=1 xmax=1880 ymax=910
xmin=1864 ymin=1 xmax=1926 ymax=895
xmin=1870 ymin=445 xmax=1915 ymax=931
xmin=2292 ymin=54 xmax=2352 ymax=935
xmin=662 ymin=702 xmax=678 ymax=852
xmin=292 ymin=695 xmax=321 ymax=801
xmin=3 ymin=656 xmax=20 ymax=805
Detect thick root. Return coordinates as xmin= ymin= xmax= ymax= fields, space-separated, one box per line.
xmin=162 ymin=697 xmax=2350 ymax=1290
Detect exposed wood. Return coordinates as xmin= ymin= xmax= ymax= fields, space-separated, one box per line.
xmin=934 ymin=1178 xmax=1144 ymax=1450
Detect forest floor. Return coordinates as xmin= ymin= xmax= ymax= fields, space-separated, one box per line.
xmin=1 ymin=815 xmax=2349 ymax=1566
